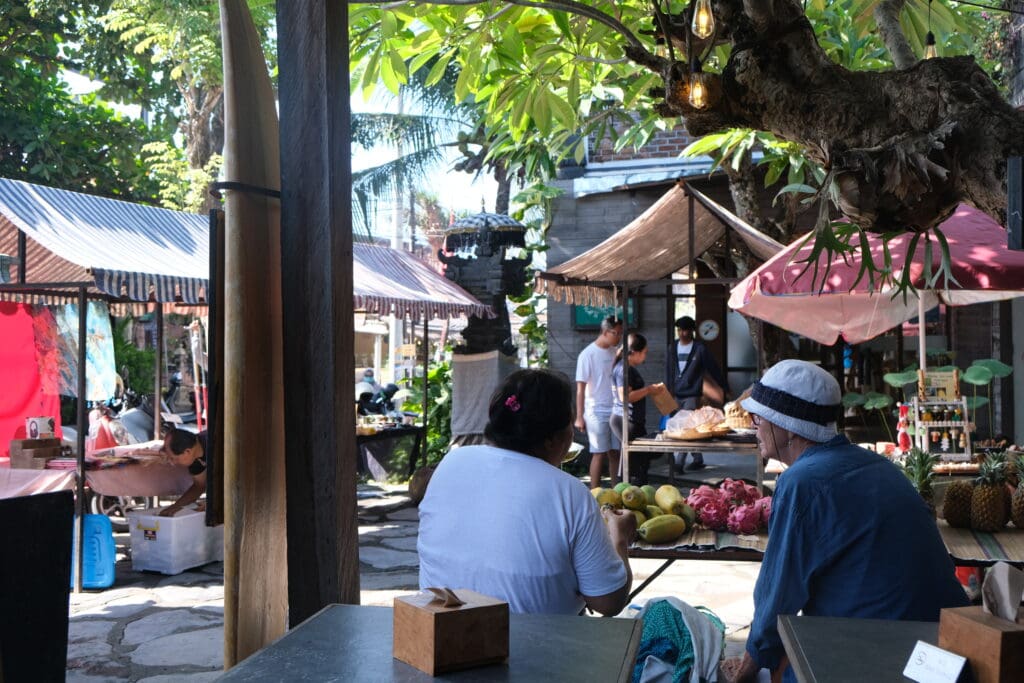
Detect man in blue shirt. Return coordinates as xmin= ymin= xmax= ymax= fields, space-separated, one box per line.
xmin=722 ymin=360 xmax=968 ymax=683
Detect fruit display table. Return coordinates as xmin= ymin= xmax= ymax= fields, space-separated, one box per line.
xmin=0 ymin=466 xmax=76 ymax=499
xmin=216 ymin=603 xmax=643 ymax=682
xmin=936 ymin=519 xmax=1024 ymax=568
xmin=628 ymin=436 xmax=762 ymax=487
xmin=628 ymin=529 xmax=767 ymax=600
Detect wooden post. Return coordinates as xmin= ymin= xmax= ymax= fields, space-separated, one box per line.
xmin=277 ymin=0 xmax=359 ymax=626
xmin=422 ymin=316 xmax=429 ymax=431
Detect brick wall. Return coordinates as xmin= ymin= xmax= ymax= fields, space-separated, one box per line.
xmin=589 ymin=124 xmax=694 ymax=164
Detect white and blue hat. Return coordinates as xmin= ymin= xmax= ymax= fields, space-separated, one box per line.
xmin=741 ymin=359 xmax=841 ymax=443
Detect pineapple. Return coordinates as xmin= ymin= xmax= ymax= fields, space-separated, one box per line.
xmin=943 ymin=480 xmax=974 ymax=528
xmin=1012 ymin=455 xmax=1024 ymax=529
xmin=902 ymin=448 xmax=940 ymax=516
xmin=970 ymin=452 xmax=1010 ymax=532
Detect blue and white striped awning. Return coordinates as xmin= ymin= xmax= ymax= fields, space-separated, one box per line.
xmin=353 ymin=242 xmax=492 ymax=320
xmin=0 ymin=178 xmax=209 ymax=303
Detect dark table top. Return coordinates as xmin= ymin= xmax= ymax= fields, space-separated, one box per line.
xmin=778 ymin=615 xmax=938 ymax=683
xmin=217 ymin=604 xmax=643 ymax=682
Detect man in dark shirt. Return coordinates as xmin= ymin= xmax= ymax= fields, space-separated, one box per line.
xmin=665 ymin=316 xmax=728 ymax=471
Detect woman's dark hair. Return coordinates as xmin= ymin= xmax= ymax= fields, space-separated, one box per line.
xmin=165 ymin=427 xmax=199 ymax=455
xmin=613 ymin=332 xmax=648 ymax=363
xmin=484 ymin=368 xmax=574 ymax=456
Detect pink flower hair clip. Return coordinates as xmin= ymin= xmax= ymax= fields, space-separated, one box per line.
xmin=504 ymin=394 xmax=521 ymax=412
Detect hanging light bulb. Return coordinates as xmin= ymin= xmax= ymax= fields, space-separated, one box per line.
xmin=688 ymin=60 xmax=708 ymax=109
xmin=924 ymin=0 xmax=937 ymax=59
xmin=924 ymin=31 xmax=937 ymax=59
xmin=691 ymin=0 xmax=715 ymax=40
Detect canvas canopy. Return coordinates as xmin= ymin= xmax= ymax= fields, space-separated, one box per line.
xmin=537 ymin=181 xmax=784 ymax=305
xmin=0 ymin=178 xmax=209 ymax=305
xmin=353 ymin=242 xmax=491 ymax=320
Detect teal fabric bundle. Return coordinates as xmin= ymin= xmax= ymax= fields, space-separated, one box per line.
xmin=632 ymin=599 xmax=725 ymax=683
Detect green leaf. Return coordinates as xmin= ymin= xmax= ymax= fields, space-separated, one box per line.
xmin=424 ymin=51 xmax=452 ymax=87
xmin=841 ymin=392 xmax=867 ymax=407
xmin=883 ymin=370 xmax=918 ymax=388
xmin=961 ymin=365 xmax=994 ymax=386
xmin=964 ymin=396 xmax=990 ymax=410
xmin=863 ymin=392 xmax=893 ymax=410
xmin=971 ymin=359 xmax=1013 ymax=378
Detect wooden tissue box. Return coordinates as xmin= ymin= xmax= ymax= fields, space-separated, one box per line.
xmin=393 ymin=589 xmax=509 ymax=675
xmin=938 ymin=606 xmax=1024 ymax=683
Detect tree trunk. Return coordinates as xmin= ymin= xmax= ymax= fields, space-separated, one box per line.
xmin=494 ymin=162 xmax=511 ymax=215
xmin=628 ymin=0 xmax=1024 ymax=232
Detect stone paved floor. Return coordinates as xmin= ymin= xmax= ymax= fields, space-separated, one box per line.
xmin=66 ymin=455 xmax=763 ymax=680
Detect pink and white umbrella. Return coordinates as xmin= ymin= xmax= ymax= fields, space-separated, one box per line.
xmin=729 ymin=204 xmax=1024 ymax=366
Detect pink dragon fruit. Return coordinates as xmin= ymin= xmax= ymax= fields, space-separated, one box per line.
xmin=696 ymin=498 xmax=730 ymax=531
xmin=727 ymin=504 xmax=762 ymax=535
xmin=686 ymin=485 xmax=721 ymax=511
xmin=720 ymin=478 xmax=761 ymax=507
xmin=752 ymin=496 xmax=772 ymax=527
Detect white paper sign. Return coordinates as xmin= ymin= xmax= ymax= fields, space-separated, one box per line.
xmin=903 ymin=640 xmax=966 ymax=683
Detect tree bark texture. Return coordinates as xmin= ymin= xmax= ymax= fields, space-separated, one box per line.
xmin=628 ymin=0 xmax=1024 ymax=232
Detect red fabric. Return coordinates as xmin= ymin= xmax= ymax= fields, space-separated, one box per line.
xmin=0 ymin=303 xmax=63 ymax=459
xmin=93 ymin=417 xmax=118 ymax=451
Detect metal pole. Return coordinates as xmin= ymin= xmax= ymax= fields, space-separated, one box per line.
xmin=918 ymin=294 xmax=927 ymax=375
xmin=421 ymin=315 xmax=429 ymax=430
xmin=17 ymin=230 xmax=26 ymax=282
xmin=73 ymin=287 xmax=87 ymax=594
xmin=619 ymin=285 xmax=630 ymax=485
xmin=154 ymin=304 xmax=164 ymax=438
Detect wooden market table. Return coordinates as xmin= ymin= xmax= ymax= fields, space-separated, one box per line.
xmin=937 ymin=518 xmax=1024 ymax=568
xmin=627 ymin=435 xmax=763 ymax=488
xmin=215 ymin=603 xmax=643 ymax=682
xmin=778 ymin=615 xmax=937 ymax=683
xmin=628 ymin=528 xmax=767 ymax=601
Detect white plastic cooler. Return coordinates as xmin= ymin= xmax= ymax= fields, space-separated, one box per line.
xmin=127 ymin=505 xmax=224 ymax=575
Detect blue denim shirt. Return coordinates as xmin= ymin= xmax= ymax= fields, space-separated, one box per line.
xmin=747 ymin=435 xmax=968 ymax=680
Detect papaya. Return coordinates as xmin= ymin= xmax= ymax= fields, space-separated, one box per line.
xmin=645 ymin=505 xmax=663 ymax=520
xmin=677 ymin=502 xmax=697 ymax=528
xmin=613 ymin=482 xmax=630 ymax=494
xmin=621 ymin=486 xmax=647 ymax=511
xmin=641 ymin=485 xmax=657 ymax=506
xmin=629 ymin=509 xmax=647 ymax=527
xmin=595 ymin=489 xmax=623 ymax=509
xmin=590 ymin=487 xmax=606 ymax=499
xmin=637 ymin=514 xmax=687 ymax=544
xmin=655 ymin=485 xmax=687 ymax=515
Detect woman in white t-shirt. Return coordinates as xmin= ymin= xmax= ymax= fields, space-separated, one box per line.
xmin=418 ymin=368 xmax=636 ymax=615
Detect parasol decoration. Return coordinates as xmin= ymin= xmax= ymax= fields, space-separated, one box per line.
xmin=444 ymin=212 xmax=526 ymax=253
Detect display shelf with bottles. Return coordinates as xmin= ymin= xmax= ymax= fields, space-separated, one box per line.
xmin=911 ymin=396 xmax=973 ymax=462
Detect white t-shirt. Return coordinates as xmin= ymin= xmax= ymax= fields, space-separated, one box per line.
xmin=418 ymin=444 xmax=628 ymax=615
xmin=575 ymin=341 xmax=617 ymax=418
xmin=676 ymin=341 xmax=694 ymax=375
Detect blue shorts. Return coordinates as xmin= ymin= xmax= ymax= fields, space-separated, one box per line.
xmin=585 ymin=413 xmax=620 ymax=453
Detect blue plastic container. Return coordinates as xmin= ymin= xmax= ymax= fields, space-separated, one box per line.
xmin=70 ymin=514 xmax=116 ymax=589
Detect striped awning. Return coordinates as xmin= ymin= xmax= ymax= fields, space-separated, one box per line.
xmin=353 ymin=243 xmax=492 ymax=320
xmin=0 ymin=178 xmax=209 ymax=304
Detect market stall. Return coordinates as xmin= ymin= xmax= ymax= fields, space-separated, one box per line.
xmin=537 ymin=179 xmax=784 ymax=482
xmin=0 ymin=176 xmax=210 ymax=591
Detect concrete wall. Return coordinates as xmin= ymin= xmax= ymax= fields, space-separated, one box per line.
xmin=547 ymin=182 xmax=673 ymax=434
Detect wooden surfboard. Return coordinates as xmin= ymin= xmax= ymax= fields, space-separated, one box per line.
xmin=218 ymin=0 xmax=287 ymax=666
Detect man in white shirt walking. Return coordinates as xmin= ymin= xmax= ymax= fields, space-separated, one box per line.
xmin=575 ymin=316 xmax=623 ymax=486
